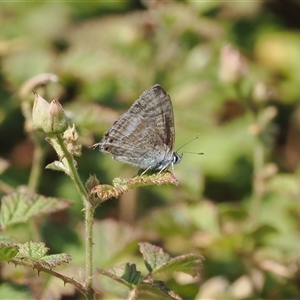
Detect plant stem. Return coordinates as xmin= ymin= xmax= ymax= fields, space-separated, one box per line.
xmin=28 ymin=133 xmax=46 ymax=192
xmin=55 ymin=135 xmax=88 ymax=200
xmin=27 ymin=133 xmax=47 ymax=241
xmin=234 ymin=81 xmax=265 ymax=223
xmin=49 ymin=134 xmax=94 ymax=291
xmin=85 ymin=200 xmax=95 ymax=290
xmin=251 ymin=135 xmax=264 ymax=222
xmin=11 ymin=257 xmax=94 ymax=299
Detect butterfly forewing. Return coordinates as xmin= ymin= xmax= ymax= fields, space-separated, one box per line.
xmin=127 ymin=85 xmax=175 ymax=152
xmin=99 ymin=84 xmax=178 ymax=170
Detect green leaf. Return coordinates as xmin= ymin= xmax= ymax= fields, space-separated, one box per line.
xmin=135 ymin=278 xmax=182 ymax=300
xmin=153 ymin=253 xmax=203 ymax=277
xmin=0 ymin=193 xmax=72 ymax=229
xmin=139 ymin=242 xmax=203 ymax=277
xmin=15 ymin=241 xmax=71 ymax=269
xmin=0 ymin=282 xmax=32 ymax=300
xmin=121 ymin=263 xmax=142 ymax=285
xmin=0 ymin=243 xmax=19 ymax=262
xmin=45 ymin=161 xmax=69 ymax=173
xmin=17 ymin=241 xmax=48 ymax=259
xmin=97 ymin=264 xmax=140 ymax=288
xmin=0 ymin=241 xmax=71 ymax=269
xmin=139 ymin=242 xmax=170 ymax=272
xmin=92 ymin=219 xmax=142 ymax=268
xmin=37 ymin=253 xmax=72 ymax=269
xmin=268 ymin=174 xmax=300 ymax=197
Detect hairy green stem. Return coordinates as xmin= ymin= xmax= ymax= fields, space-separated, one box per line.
xmin=54 ymin=135 xmax=88 ymax=200
xmin=84 ymin=201 xmax=95 ymax=290
xmin=48 ymin=134 xmax=94 ymax=292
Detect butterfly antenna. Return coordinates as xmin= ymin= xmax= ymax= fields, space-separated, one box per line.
xmin=176 ymin=134 xmax=201 ymax=153
xmin=181 ymin=151 xmax=204 ymax=155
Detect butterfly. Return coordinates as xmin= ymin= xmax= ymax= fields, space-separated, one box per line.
xmin=94 ymin=84 xmax=182 ymax=173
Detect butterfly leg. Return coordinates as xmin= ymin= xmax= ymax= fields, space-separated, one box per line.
xmin=141 ymin=165 xmax=152 ymax=176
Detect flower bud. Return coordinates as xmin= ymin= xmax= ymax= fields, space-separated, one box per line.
xmin=219 ymin=44 xmax=248 ymax=83
xmin=49 ymin=99 xmax=68 ymax=134
xmin=32 ymin=92 xmax=68 ymax=134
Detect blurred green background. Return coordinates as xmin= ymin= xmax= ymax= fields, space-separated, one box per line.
xmin=1 ymin=0 xmax=300 ymax=299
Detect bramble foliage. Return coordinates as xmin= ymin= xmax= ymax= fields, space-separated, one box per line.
xmin=1 ymin=1 xmax=300 ymax=299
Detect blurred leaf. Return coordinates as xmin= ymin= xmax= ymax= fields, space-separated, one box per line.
xmin=247 ymin=224 xmax=278 ymax=244
xmin=0 ymin=243 xmax=19 ymax=262
xmin=30 ymin=272 xmax=76 ymax=300
xmin=218 ymin=204 xmax=249 ymax=221
xmin=135 ymin=279 xmax=182 ymax=300
xmin=187 ymin=201 xmax=220 ymax=234
xmin=141 ymin=205 xmax=198 ymax=257
xmin=267 ymin=174 xmax=300 ymax=197
xmin=98 ymin=263 xmax=142 ymax=287
xmin=255 ymin=32 xmax=300 ymax=76
xmin=139 ymin=242 xmax=170 ymax=272
xmin=97 ymin=266 xmax=134 ymax=289
xmin=0 ymin=282 xmax=32 ymax=300
xmin=69 ymin=102 xmax=121 ymax=136
xmin=153 ymin=254 xmax=203 ymax=278
xmin=92 ymin=219 xmax=143 ymax=268
xmin=0 ymin=193 xmax=72 ymax=229
xmin=139 ymin=242 xmax=203 ymax=277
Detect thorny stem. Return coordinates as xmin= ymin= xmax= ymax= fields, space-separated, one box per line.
xmin=11 ymin=258 xmax=95 ymax=299
xmin=48 ymin=134 xmax=94 ymax=292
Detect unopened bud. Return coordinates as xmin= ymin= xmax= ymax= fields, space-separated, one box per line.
xmin=49 ymin=99 xmax=68 ymax=133
xmin=32 ymin=92 xmax=68 ymax=134
xmin=219 ymin=44 xmax=248 ymax=83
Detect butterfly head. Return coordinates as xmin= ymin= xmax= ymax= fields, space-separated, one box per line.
xmin=173 ymin=152 xmax=183 ymax=165
xmin=153 ymin=151 xmax=182 ymax=172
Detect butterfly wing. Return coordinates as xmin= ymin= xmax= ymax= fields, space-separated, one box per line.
xmin=100 ymin=85 xmax=175 ymax=170
xmin=127 ymin=84 xmax=175 ymax=152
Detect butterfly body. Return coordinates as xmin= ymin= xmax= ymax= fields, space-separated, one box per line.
xmin=97 ymin=84 xmax=182 ymax=172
